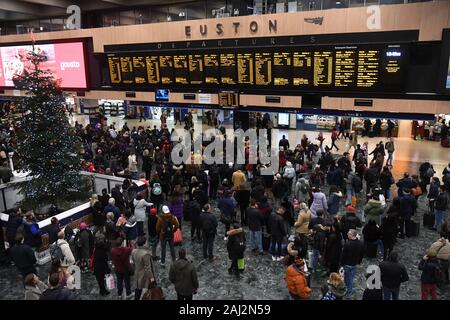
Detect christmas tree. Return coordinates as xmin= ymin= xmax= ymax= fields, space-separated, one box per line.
xmin=14 ymin=49 xmax=84 ymax=211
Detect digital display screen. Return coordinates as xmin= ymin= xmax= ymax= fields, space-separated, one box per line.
xmin=104 ymin=43 xmax=407 ymax=93
xmin=0 ymin=41 xmax=88 ymax=89
xmin=155 ymin=89 xmax=169 ymax=101
xmin=278 ymin=113 xmax=290 ymax=126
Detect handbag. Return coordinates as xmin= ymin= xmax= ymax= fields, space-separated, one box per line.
xmin=174 ymin=228 xmax=183 ymax=246
xmin=105 ymin=274 xmax=116 ymax=291
xmin=237 ymin=258 xmax=245 ymax=271
xmin=142 ymin=282 xmax=165 ymax=300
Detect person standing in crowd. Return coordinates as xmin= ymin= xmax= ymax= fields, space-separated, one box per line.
xmin=340 ymin=229 xmax=365 ymax=299
xmin=226 ymin=225 xmax=246 ymax=278
xmin=103 ymin=198 xmax=121 ymax=222
xmin=294 ymin=202 xmax=312 ymax=238
xmin=155 ymin=205 xmax=179 ymax=267
xmin=132 ymin=236 xmax=155 ymax=300
xmin=147 ymin=207 xmax=160 ymax=260
xmin=379 ymin=166 xmax=394 ymax=201
xmin=321 ymin=272 xmax=346 ymax=300
xmin=294 ymin=177 xmax=310 ymax=205
xmin=56 ymin=231 xmax=75 ymax=269
xmin=419 ymin=249 xmax=442 ymax=300
xmin=169 ymin=248 xmax=199 ymax=300
xmin=433 ymin=185 xmax=448 ymax=232
xmin=133 ymin=193 xmax=153 ymax=237
xmin=10 ymin=234 xmax=37 ymax=279
xmin=419 ymin=160 xmax=435 ymax=193
xmin=317 ymin=132 xmax=325 ymax=154
xmin=428 ymin=177 xmax=440 ymax=214
xmin=199 ymin=204 xmax=218 ymax=261
xmin=127 ymin=151 xmax=138 ymax=180
xmin=218 ymin=190 xmax=236 ymax=239
xmin=309 ymin=210 xmax=328 ymax=274
xmin=269 ymin=207 xmax=287 ymax=262
xmin=234 ymin=184 xmax=250 ymax=227
xmin=40 ymin=273 xmax=77 ymax=301
xmin=330 ymin=127 xmax=339 ymax=151
xmin=247 ymin=199 xmax=263 ymax=254
xmin=111 ymin=237 xmax=134 ymax=300
xmin=285 ymin=257 xmax=312 ymax=300
xmin=169 ymin=188 xmax=185 ymax=228
xmin=379 ymin=251 xmax=409 ymax=300
xmin=48 ymin=217 xmax=61 ymax=245
xmin=428 ymin=238 xmax=450 ymax=284
xmin=279 ymin=135 xmax=290 ymax=150
xmin=379 ymin=210 xmax=398 ymax=260
xmin=92 ymin=235 xmax=110 ymax=296
xmin=24 ymin=273 xmax=48 ymax=300
xmin=310 ymin=187 xmax=328 ymax=218
xmin=387 ymin=119 xmax=395 ymax=138
xmin=385 ymin=138 xmax=395 ymax=167
xmin=324 ymin=220 xmax=343 ymax=275
xmin=5 ymin=208 xmax=23 ymax=251
xmin=398 ymin=188 xmax=417 ymax=238
xmin=272 ymin=173 xmax=288 ymax=208
xmin=327 ymin=185 xmax=342 ymax=221
xmin=364 ymin=195 xmax=384 ymax=226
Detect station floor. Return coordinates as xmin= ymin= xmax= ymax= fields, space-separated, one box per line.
xmin=71 ymin=113 xmax=450 ymax=180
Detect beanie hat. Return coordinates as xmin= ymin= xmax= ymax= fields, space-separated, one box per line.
xmin=150 ymin=208 xmax=157 ymax=216
xmin=346 ymin=205 xmax=356 ymax=213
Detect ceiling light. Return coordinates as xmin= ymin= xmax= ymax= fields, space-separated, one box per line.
xmin=39 ymin=26 xmax=43 ymax=31
xmin=336 ymin=1 xmax=342 ymax=4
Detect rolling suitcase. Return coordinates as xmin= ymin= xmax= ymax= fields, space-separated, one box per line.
xmin=423 ymin=213 xmax=435 ymax=229
xmin=406 ymin=220 xmax=420 ymax=237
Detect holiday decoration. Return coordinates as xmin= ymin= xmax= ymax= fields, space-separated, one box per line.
xmin=14 ymin=49 xmax=84 ymax=211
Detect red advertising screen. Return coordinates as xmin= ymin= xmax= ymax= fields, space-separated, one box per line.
xmin=0 ymin=41 xmax=87 ymax=89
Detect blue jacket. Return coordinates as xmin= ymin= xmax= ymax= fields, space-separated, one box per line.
xmin=218 ymin=196 xmax=235 ymax=218
xmin=103 ymin=204 xmax=121 ymax=222
xmin=123 ymin=217 xmax=138 ymax=241
xmin=327 ymin=192 xmax=342 ymax=216
xmin=398 ymin=194 xmax=417 ymax=219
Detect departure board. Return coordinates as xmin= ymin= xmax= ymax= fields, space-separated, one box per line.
xmin=334 ymin=47 xmax=357 ymax=87
xmin=132 ymin=56 xmax=146 ymax=84
xmin=292 ymin=51 xmax=312 ymax=86
xmin=108 ymin=56 xmax=121 ymax=84
xmin=173 ymin=55 xmax=189 ymax=84
xmin=146 ymin=56 xmax=159 ymax=84
xmin=189 ymin=54 xmax=203 ymax=85
xmin=357 ymin=49 xmax=379 ymax=88
xmin=220 ymin=53 xmax=237 ymax=85
xmin=104 ymin=43 xmax=407 ymax=93
xmin=273 ymin=52 xmax=291 ymax=86
xmin=255 ymin=52 xmax=272 ymax=85
xmin=237 ymin=52 xmax=254 ymax=85
xmin=120 ymin=56 xmax=133 ymax=84
xmin=313 ymin=51 xmax=333 ymax=86
xmin=159 ymin=55 xmax=174 ymax=84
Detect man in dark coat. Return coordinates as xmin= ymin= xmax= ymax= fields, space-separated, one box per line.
xmin=5 ymin=208 xmax=23 ymax=250
xmin=40 ymin=273 xmax=77 ymax=300
xmin=10 ymin=234 xmax=37 ymax=279
xmin=169 ymin=248 xmax=199 ymax=300
xmin=226 ymin=226 xmax=245 ymax=278
xmin=247 ymin=199 xmax=263 ymax=254
xmin=269 ymin=207 xmax=287 ymax=261
xmin=340 ymin=229 xmax=365 ymax=298
xmin=379 ymin=251 xmax=409 ymax=300
xmin=47 ymin=217 xmax=61 ymax=245
xmin=272 ymin=174 xmax=288 ymax=208
xmin=398 ymin=189 xmax=417 ymax=238
xmin=199 ymin=204 xmax=218 ymax=261
xmin=189 ymin=200 xmax=202 ymax=242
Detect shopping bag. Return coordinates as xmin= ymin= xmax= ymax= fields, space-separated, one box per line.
xmin=237 ymin=258 xmax=245 ymax=271
xmin=174 ymin=228 xmax=183 ymax=246
xmin=142 ymin=282 xmax=165 ymax=300
xmin=105 ymin=274 xmax=116 ymax=291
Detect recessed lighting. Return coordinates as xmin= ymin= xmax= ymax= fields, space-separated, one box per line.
xmin=39 ymin=26 xmax=43 ymax=31
xmin=336 ymin=1 xmax=342 ymax=4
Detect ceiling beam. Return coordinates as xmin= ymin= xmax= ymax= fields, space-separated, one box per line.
xmin=16 ymin=0 xmax=73 ymax=9
xmin=0 ymin=1 xmax=66 ymax=17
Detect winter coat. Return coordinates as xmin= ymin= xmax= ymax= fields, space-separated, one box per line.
xmin=56 ymin=239 xmax=75 ymax=267
xmin=321 ymin=282 xmax=346 ymax=300
xmin=111 ymin=246 xmax=132 ymax=274
xmin=269 ymin=212 xmax=286 ymax=238
xmin=294 ymin=209 xmax=311 ymax=235
xmin=123 ymin=216 xmax=138 ymax=241
xmin=362 ymin=223 xmax=381 ymax=243
xmin=250 ymin=185 xmax=265 ymax=202
xmin=234 ymin=189 xmax=251 ymax=208
xmin=247 ymin=207 xmax=262 ymax=232
xmin=286 ymin=264 xmax=312 ymax=299
xmin=379 ymin=215 xmax=397 ymax=246
xmin=133 ymin=199 xmax=152 ymax=222
xmin=47 ymin=224 xmax=61 ymax=245
xmin=103 ymin=204 xmax=121 ymax=222
xmin=324 ymin=231 xmax=343 ymax=268
xmin=77 ymin=229 xmax=93 ymax=260
xmin=340 ymin=239 xmax=364 ymax=266
xmin=22 ymin=219 xmax=42 ymax=249
xmin=283 ymin=164 xmax=296 ymax=180
xmin=93 ymin=241 xmax=110 ymax=276
xmin=169 ymin=197 xmax=184 ymax=220
xmin=226 ymin=228 xmax=246 ymax=260
xmin=199 ymin=211 xmax=218 ymax=235
xmin=272 ymin=179 xmax=288 ymax=199
xmin=40 ymin=287 xmax=76 ymax=300
xmin=231 ymin=170 xmax=246 ymax=190
xmin=398 ymin=195 xmax=417 ymax=220
xmin=10 ymin=244 xmax=36 ymax=277
xmin=419 ymin=257 xmax=441 ymax=285
xmin=327 ymin=192 xmax=342 ymax=216
xmin=294 ymin=178 xmax=310 ymax=203
xmin=6 ymin=212 xmax=23 ymax=241
xmin=429 ymin=240 xmax=450 ymax=261
xmin=340 ymin=213 xmax=362 ymax=237
xmin=155 ymin=213 xmax=180 ymax=240
xmin=435 ymin=192 xmax=448 ymax=211
xmin=380 ymin=170 xmax=394 ymax=190
xmin=310 ymin=192 xmax=328 ymax=216
xmin=24 ymin=281 xmax=48 ymax=300
xmin=169 ymin=258 xmax=199 ymax=296
xmin=365 ymin=167 xmax=380 ymax=188
xmin=132 ymin=247 xmax=155 ymax=289
xmin=147 ymin=215 xmax=158 ymax=238
xmin=364 ymin=199 xmax=384 ymax=225
xmin=218 ymin=196 xmax=236 ymax=219
xmin=105 ymin=220 xmax=120 ymax=241
xmin=379 ymin=260 xmax=409 ymax=289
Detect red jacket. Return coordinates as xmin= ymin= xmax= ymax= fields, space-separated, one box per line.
xmin=111 ymin=246 xmax=132 ymax=274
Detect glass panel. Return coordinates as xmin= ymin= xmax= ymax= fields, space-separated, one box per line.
xmin=349 ymin=0 xmax=365 ymax=7
xmin=206 ymin=0 xmax=228 ymax=18
xmin=119 ymin=10 xmax=136 ymax=26
xmin=135 ymin=8 xmax=151 ymax=24
xmin=187 ymin=1 xmax=206 ymax=20
xmin=297 ymin=0 xmax=321 ymax=11
xmin=323 ymin=0 xmax=349 ymax=9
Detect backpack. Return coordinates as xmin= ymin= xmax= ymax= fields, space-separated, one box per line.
xmin=351 ymin=176 xmax=363 ymax=193
xmin=425 ymin=167 xmax=434 ymax=178
xmin=152 ymin=183 xmax=162 ymax=196
xmin=50 ymin=242 xmax=64 ymax=263
xmin=163 ymin=219 xmax=173 ymax=239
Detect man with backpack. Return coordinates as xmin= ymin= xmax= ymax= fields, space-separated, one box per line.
xmin=150 ymin=181 xmax=164 ymax=211
xmin=155 ymin=205 xmax=179 ymax=267
xmin=52 ymin=231 xmax=75 ymax=268
xmin=419 ymin=249 xmax=443 ymax=300
xmin=419 ymin=161 xmax=435 ymax=193
xmin=346 ymin=171 xmax=361 ymax=206
xmin=199 ymin=204 xmax=218 ymax=261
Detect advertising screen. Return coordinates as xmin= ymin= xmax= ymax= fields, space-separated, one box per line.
xmin=0 ymin=41 xmax=87 ymax=89
xmin=278 ymin=113 xmax=290 ymax=126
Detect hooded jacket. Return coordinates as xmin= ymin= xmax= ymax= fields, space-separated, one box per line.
xmin=226 ymin=228 xmax=245 ymax=260
xmin=56 ymin=239 xmax=75 ymax=267
xmin=156 ymin=213 xmax=180 ymax=240
xmin=283 ymin=162 xmax=296 ymax=180
xmin=294 ymin=209 xmax=311 ymax=235
xmin=379 ymin=260 xmax=409 ymax=288
xmin=169 ymin=258 xmax=199 ymax=296
xmin=285 ymin=264 xmax=311 ymax=299
xmin=133 ymin=199 xmax=152 ymax=222
xmin=321 ymin=281 xmax=346 ymax=300
xmin=123 ymin=216 xmax=138 ymax=241
xmin=310 ymin=192 xmax=328 ymax=216
xmin=294 ymin=178 xmax=310 ymax=203
xmin=364 ymin=199 xmax=384 ymax=225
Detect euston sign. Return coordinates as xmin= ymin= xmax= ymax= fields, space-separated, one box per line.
xmin=185 ymin=19 xmax=278 ymax=38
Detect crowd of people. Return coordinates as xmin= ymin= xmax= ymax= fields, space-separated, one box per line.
xmin=0 ymin=111 xmax=449 ymax=300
